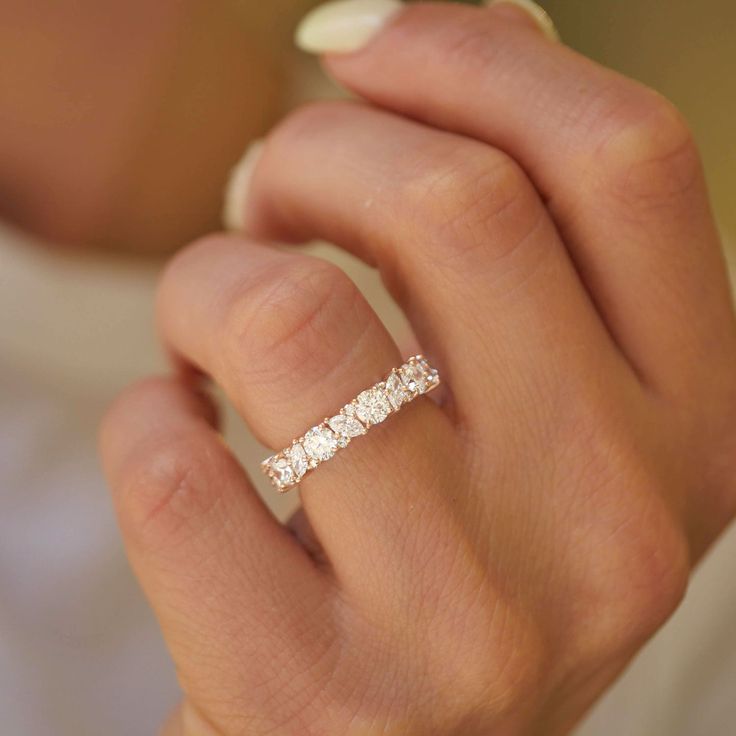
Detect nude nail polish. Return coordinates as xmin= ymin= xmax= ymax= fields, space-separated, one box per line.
xmin=295 ymin=0 xmax=404 ymax=54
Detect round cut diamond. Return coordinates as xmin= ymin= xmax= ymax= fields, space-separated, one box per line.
xmin=287 ymin=443 xmax=309 ymax=479
xmin=303 ymin=426 xmax=338 ymax=462
xmin=355 ymin=388 xmax=391 ymax=425
xmin=261 ymin=355 xmax=439 ymax=492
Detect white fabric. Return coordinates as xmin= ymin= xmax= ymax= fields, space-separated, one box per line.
xmin=0 ymin=228 xmax=178 ymax=735
xmin=0 ymin=225 xmax=734 ymax=734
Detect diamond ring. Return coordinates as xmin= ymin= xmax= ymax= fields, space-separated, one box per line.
xmin=261 ymin=355 xmax=440 ymax=492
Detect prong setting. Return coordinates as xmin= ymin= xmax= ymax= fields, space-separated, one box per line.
xmin=261 ymin=355 xmax=441 ymax=492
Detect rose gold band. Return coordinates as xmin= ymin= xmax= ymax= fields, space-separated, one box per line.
xmin=261 ymin=355 xmax=440 ymax=492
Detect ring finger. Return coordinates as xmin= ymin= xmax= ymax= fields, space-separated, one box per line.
xmin=156 ymin=234 xmax=458 ymax=597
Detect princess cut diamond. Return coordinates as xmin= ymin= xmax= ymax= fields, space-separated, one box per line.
xmin=416 ymin=357 xmax=439 ymax=388
xmin=267 ymin=456 xmax=294 ymax=489
xmin=400 ymin=362 xmax=427 ymax=394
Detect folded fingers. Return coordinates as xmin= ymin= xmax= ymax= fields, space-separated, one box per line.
xmin=312 ymin=0 xmax=734 ymax=398
xmin=231 ymin=101 xmax=630 ymax=436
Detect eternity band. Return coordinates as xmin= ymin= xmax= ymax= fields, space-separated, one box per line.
xmin=261 ymin=355 xmax=440 ymax=492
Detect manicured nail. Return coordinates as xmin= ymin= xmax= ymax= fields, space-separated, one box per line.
xmin=222 ymin=139 xmax=264 ymax=231
xmin=295 ymin=0 xmax=404 ymax=54
xmin=486 ymin=0 xmax=559 ymax=42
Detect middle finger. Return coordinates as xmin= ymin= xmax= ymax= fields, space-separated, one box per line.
xmin=235 ymin=102 xmax=632 ymax=432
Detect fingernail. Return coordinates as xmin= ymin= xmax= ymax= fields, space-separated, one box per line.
xmin=222 ymin=139 xmax=264 ymax=231
xmin=295 ymin=0 xmax=404 ymax=54
xmin=486 ymin=0 xmax=559 ymax=42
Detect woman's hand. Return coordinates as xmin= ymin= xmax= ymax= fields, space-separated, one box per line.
xmin=100 ymin=2 xmax=736 ymax=734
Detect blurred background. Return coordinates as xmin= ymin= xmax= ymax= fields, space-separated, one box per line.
xmin=0 ymin=1 xmax=734 ymax=734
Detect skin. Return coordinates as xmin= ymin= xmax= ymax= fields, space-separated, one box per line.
xmin=100 ymin=3 xmax=736 ymax=735
xmin=0 ymin=0 xmax=283 ymax=251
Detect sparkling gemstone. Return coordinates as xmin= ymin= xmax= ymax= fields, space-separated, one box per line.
xmin=416 ymin=357 xmax=439 ymax=387
xmin=303 ymin=426 xmax=338 ymax=462
xmin=385 ymin=372 xmax=408 ymax=410
xmin=400 ymin=362 xmax=428 ymax=394
xmin=355 ymin=388 xmax=391 ymax=425
xmin=269 ymin=457 xmax=294 ymax=488
xmin=287 ymin=443 xmax=309 ymax=479
xmin=328 ymin=413 xmax=366 ymax=439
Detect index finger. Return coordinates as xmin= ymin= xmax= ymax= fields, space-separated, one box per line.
xmin=306 ymin=0 xmax=734 ymax=398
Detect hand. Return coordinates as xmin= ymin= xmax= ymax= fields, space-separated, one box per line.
xmin=100 ymin=2 xmax=736 ymax=734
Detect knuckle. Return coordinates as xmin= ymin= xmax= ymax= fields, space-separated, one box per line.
xmin=223 ymin=257 xmax=363 ymax=383
xmin=100 ymin=377 xmax=166 ymax=446
xmin=271 ymin=100 xmax=355 ymax=148
xmin=591 ymin=90 xmax=702 ymax=209
xmin=561 ymin=403 xmax=690 ymax=654
xmin=608 ymin=542 xmax=689 ymax=658
xmin=165 ymin=233 xmax=230 ymax=277
xmin=610 ymin=504 xmax=688 ymax=634
xmin=401 ymin=147 xmax=542 ymax=268
xmin=116 ymin=432 xmax=222 ymax=548
xmin=586 ymin=462 xmax=689 ymax=653
xmin=440 ymin=15 xmax=507 ymax=80
xmin=157 ymin=233 xmax=234 ymax=309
